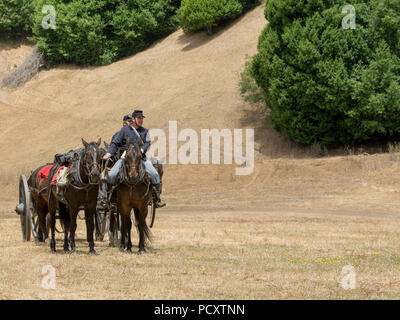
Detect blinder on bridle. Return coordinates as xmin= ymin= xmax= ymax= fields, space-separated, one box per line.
xmin=84 ymin=150 xmax=100 ymax=175
xmin=81 ymin=138 xmax=101 ymax=184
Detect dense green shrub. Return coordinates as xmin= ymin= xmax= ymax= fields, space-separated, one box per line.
xmin=31 ymin=0 xmax=180 ymax=66
xmin=0 ymin=0 xmax=36 ymax=37
xmin=177 ymin=0 xmax=243 ymax=33
xmin=239 ymin=0 xmax=262 ymax=12
xmin=251 ymin=0 xmax=400 ymax=145
xmin=239 ymin=55 xmax=264 ymax=106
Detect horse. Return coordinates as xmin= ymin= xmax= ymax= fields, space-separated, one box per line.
xmin=116 ymin=138 xmax=152 ymax=254
xmin=26 ymin=163 xmax=69 ymax=243
xmin=48 ymin=138 xmax=102 ymax=254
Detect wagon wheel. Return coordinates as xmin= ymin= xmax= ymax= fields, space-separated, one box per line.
xmin=147 ymin=200 xmax=156 ymax=228
xmin=18 ymin=175 xmax=32 ymax=241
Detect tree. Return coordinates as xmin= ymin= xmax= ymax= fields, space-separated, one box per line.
xmin=0 ymin=0 xmax=36 ymax=38
xmin=31 ymin=0 xmax=180 ymax=66
xmin=177 ymin=0 xmax=243 ymax=34
xmin=250 ymin=0 xmax=400 ymax=145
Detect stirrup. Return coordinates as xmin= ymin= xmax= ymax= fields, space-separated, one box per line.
xmin=155 ymin=200 xmax=166 ymax=208
xmin=98 ymin=199 xmax=111 ymax=210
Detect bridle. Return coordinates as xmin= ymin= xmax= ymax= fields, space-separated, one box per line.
xmin=81 ymin=145 xmax=101 ymax=185
xmin=123 ymin=143 xmax=148 ymax=191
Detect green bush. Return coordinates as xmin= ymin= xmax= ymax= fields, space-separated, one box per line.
xmin=239 ymin=0 xmax=262 ymax=12
xmin=251 ymin=0 xmax=400 ymax=146
xmin=32 ymin=0 xmax=180 ymax=66
xmin=0 ymin=0 xmax=36 ymax=37
xmin=239 ymin=55 xmax=264 ymax=106
xmin=177 ymin=0 xmax=243 ymax=33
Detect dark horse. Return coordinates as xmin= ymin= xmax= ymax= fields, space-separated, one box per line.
xmin=48 ymin=138 xmax=102 ymax=254
xmin=117 ymin=138 xmax=152 ymax=254
xmin=26 ymin=163 xmax=69 ymax=243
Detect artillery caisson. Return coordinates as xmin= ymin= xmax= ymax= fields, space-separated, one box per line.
xmin=16 ymin=165 xmax=65 ymax=243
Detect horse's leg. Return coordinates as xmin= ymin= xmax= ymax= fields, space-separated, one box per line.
xmin=119 ymin=200 xmax=132 ymax=253
xmin=58 ymin=202 xmax=70 ymax=252
xmin=69 ymin=206 xmax=79 ymax=254
xmin=85 ymin=206 xmax=96 ymax=254
xmin=119 ymin=212 xmax=127 ymax=253
xmin=37 ymin=201 xmax=48 ymax=243
xmin=126 ymin=210 xmax=133 ymax=253
xmin=109 ymin=210 xmax=116 ymax=247
xmin=137 ymin=206 xmax=150 ymax=254
xmin=94 ymin=209 xmax=101 ymax=241
xmin=48 ymin=192 xmax=57 ymax=253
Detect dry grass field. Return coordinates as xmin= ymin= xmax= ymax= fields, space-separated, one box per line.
xmin=2 ymin=3 xmax=400 ymax=300
xmin=1 ymin=206 xmax=400 ymax=299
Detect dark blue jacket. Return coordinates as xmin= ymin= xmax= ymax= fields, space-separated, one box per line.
xmin=107 ymin=125 xmax=151 ymax=157
xmin=110 ymin=127 xmax=124 ymax=150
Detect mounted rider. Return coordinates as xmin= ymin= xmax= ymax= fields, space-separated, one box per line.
xmin=101 ymin=109 xmax=166 ymax=208
xmin=110 ymin=114 xmax=133 ymax=152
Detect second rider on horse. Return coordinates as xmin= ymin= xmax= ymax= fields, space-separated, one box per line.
xmin=100 ymin=109 xmax=166 ymax=209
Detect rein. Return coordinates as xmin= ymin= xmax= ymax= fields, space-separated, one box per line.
xmin=122 ymin=156 xmax=150 ymax=200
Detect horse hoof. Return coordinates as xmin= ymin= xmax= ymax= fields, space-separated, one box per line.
xmin=88 ymin=250 xmax=97 ymax=255
xmin=138 ymin=249 xmax=146 ymax=255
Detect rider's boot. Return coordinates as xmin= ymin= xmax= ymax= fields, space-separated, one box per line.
xmin=152 ymin=183 xmax=166 ymax=208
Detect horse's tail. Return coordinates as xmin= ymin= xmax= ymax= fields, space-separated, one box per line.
xmin=143 ymin=221 xmax=153 ymax=245
xmin=134 ymin=208 xmax=153 ymax=245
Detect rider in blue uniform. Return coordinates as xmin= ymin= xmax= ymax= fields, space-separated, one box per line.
xmin=102 ymin=110 xmax=166 ymax=208
xmin=96 ymin=114 xmax=132 ymax=212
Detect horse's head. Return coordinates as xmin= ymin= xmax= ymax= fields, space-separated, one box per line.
xmin=124 ymin=137 xmax=142 ymax=180
xmin=81 ymin=138 xmax=102 ymax=184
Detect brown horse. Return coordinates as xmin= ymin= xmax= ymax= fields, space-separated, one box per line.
xmin=116 ymin=138 xmax=152 ymax=254
xmin=26 ymin=163 xmax=64 ymax=243
xmin=48 ymin=138 xmax=102 ymax=254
